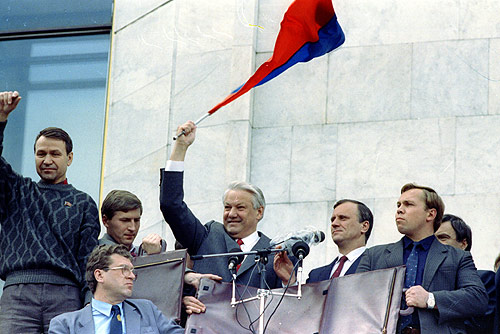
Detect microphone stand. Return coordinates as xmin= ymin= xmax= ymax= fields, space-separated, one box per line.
xmin=191 ymin=248 xmax=305 ymax=334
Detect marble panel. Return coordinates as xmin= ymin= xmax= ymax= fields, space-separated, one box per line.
xmin=114 ymin=0 xmax=172 ymax=32
xmin=327 ymin=44 xmax=412 ymax=123
xmin=175 ymin=0 xmax=235 ymax=56
xmin=102 ymin=148 xmax=166 ymax=232
xmin=290 ymin=124 xmax=337 ymax=202
xmin=253 ymin=53 xmax=328 ymax=127
xmin=233 ymin=0 xmax=258 ymax=47
xmin=442 ymin=193 xmax=500 ymax=270
xmin=250 ymin=127 xmax=292 ymax=204
xmin=334 ymin=0 xmax=459 ymax=47
xmin=224 ymin=121 xmax=251 ymax=183
xmin=225 ymin=45 xmax=256 ymax=123
xmin=170 ymin=49 xmax=233 ymax=129
xmin=411 ymin=40 xmax=488 ymax=118
xmin=336 ymin=118 xmax=456 ymax=199
xmin=455 ymin=115 xmax=500 ymax=194
xmin=181 ymin=124 xmax=230 ymax=205
xmin=111 ymin=4 xmax=175 ymax=102
xmin=368 ymin=197 xmax=403 ymax=248
xmin=489 ymin=39 xmax=500 ymax=115
xmin=255 ymin=0 xmax=290 ymax=53
xmin=260 ymin=201 xmax=331 ymax=282
xmin=104 ymin=75 xmax=171 ymax=177
xmin=459 ymin=0 xmax=500 ymax=39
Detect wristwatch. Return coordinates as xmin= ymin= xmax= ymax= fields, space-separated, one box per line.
xmin=426 ymin=292 xmax=435 ymax=309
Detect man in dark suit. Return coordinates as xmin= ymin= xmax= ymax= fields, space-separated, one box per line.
xmin=495 ymin=269 xmax=500 ymax=334
xmin=160 ymin=121 xmax=292 ymax=313
xmin=434 ymin=214 xmax=496 ymax=334
xmin=48 ymin=244 xmax=184 ymax=334
xmin=307 ymin=199 xmax=372 ymax=282
xmin=357 ymin=183 xmax=488 ymax=334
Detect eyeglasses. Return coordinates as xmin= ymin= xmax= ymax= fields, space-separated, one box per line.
xmin=104 ymin=265 xmax=137 ymax=280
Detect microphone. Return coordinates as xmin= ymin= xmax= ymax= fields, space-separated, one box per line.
xmin=270 ymin=229 xmax=325 ymax=259
xmin=227 ymin=248 xmax=244 ymax=274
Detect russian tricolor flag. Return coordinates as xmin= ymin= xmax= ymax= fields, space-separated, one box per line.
xmin=208 ymin=0 xmax=345 ymax=114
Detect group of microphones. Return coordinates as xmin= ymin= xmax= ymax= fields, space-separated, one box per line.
xmin=227 ymin=229 xmax=326 ymax=274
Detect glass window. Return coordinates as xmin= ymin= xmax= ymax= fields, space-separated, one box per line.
xmin=0 ymin=0 xmax=112 ymax=294
xmin=0 ymin=0 xmax=112 ymax=34
xmin=0 ymin=34 xmax=109 ymax=202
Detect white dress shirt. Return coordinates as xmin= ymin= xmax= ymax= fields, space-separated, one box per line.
xmin=328 ymin=246 xmax=366 ymax=278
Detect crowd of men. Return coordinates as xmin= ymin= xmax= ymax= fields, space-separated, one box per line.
xmin=1 ymin=91 xmax=499 ymax=334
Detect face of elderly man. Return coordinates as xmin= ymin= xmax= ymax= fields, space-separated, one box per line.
xmin=223 ymin=189 xmax=263 ymax=239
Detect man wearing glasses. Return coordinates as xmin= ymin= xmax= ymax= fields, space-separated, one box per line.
xmin=48 ymin=244 xmax=184 ymax=334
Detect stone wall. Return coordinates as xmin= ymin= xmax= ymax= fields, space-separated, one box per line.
xmin=103 ymin=0 xmax=500 ymax=275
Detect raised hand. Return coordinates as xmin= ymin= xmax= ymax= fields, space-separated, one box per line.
xmin=0 ymin=91 xmax=21 ymax=121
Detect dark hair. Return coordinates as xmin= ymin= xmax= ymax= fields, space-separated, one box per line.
xmin=101 ymin=190 xmax=143 ymax=220
xmin=86 ymin=244 xmax=132 ymax=294
xmin=442 ymin=214 xmax=472 ymax=251
xmin=334 ymin=199 xmax=374 ymax=242
xmin=34 ymin=127 xmax=73 ymax=154
xmin=401 ymin=183 xmax=444 ymax=232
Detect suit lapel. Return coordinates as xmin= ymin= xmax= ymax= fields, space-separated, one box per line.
xmin=422 ymin=238 xmax=447 ymax=289
xmin=224 ymin=232 xmax=240 ymax=253
xmin=320 ymin=258 xmax=336 ymax=280
xmin=124 ymin=300 xmax=141 ymax=334
xmin=76 ymin=305 xmax=95 ymax=334
xmin=236 ymin=233 xmax=269 ymax=276
xmin=384 ymin=239 xmax=405 ymax=268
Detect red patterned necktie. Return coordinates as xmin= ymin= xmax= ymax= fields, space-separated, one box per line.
xmin=331 ymin=255 xmax=348 ymax=279
xmin=236 ymin=239 xmax=244 ymax=271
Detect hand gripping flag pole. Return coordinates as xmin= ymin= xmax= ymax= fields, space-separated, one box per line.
xmin=174 ymin=0 xmax=345 ymax=141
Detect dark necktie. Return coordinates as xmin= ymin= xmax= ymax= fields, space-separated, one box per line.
xmin=331 ymin=255 xmax=348 ymax=279
xmin=236 ymin=239 xmax=244 ymax=271
xmin=130 ymin=248 xmax=138 ymax=258
xmin=110 ymin=305 xmax=122 ymax=334
xmin=405 ymin=243 xmax=419 ymax=288
xmin=401 ymin=243 xmax=419 ymax=329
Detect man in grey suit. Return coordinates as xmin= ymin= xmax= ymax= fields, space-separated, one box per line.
xmin=49 ymin=244 xmax=184 ymax=334
xmin=160 ymin=121 xmax=293 ymax=314
xmin=357 ymin=183 xmax=488 ymax=334
xmin=99 ymin=190 xmax=166 ymax=256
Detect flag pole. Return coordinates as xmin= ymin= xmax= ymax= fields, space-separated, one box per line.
xmin=172 ymin=112 xmax=211 ymax=140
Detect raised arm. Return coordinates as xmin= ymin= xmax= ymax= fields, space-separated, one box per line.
xmin=170 ymin=121 xmax=196 ymax=161
xmin=0 ymin=91 xmax=22 ymax=122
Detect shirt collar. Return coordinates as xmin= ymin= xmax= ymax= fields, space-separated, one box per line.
xmin=240 ymin=231 xmax=259 ymax=246
xmin=403 ymin=235 xmax=435 ymax=251
xmin=91 ymin=298 xmax=124 ymax=317
xmin=343 ymin=246 xmax=366 ymax=262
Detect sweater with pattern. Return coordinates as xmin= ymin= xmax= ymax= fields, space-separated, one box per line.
xmin=0 ymin=121 xmax=100 ymax=300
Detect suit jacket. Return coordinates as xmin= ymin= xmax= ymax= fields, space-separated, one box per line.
xmin=356 ymin=237 xmax=488 ymax=334
xmin=306 ymin=251 xmax=364 ymax=283
xmin=466 ymin=270 xmax=496 ymax=334
xmin=160 ymin=170 xmax=284 ymax=289
xmin=48 ymin=299 xmax=184 ymax=334
xmin=494 ymin=269 xmax=500 ymax=334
